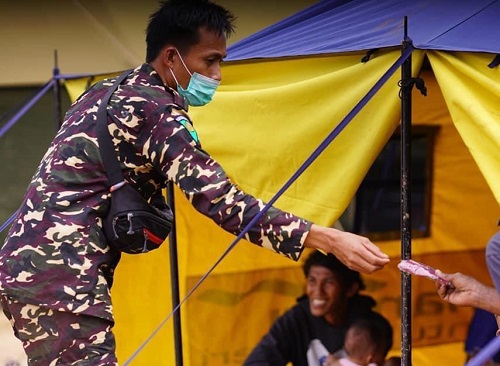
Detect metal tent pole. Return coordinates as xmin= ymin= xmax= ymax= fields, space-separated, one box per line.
xmin=167 ymin=182 xmax=184 ymax=366
xmin=400 ymin=16 xmax=413 ymax=366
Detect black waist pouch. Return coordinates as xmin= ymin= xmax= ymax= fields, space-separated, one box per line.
xmin=97 ymin=71 xmax=175 ymax=254
xmin=102 ymin=184 xmax=173 ymax=254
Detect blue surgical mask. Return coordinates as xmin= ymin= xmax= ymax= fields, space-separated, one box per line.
xmin=169 ymin=50 xmax=220 ymax=106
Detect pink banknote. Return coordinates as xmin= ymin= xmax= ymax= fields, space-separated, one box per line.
xmin=397 ymin=259 xmax=451 ymax=286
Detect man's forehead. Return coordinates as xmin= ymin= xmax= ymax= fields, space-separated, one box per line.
xmin=195 ymin=27 xmax=226 ymax=49
xmin=190 ymin=46 xmax=226 ymax=60
xmin=308 ymin=266 xmax=337 ymax=277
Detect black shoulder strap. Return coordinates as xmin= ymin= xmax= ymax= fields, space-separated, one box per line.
xmin=96 ymin=70 xmax=132 ymax=188
xmin=96 ymin=70 xmax=188 ymax=190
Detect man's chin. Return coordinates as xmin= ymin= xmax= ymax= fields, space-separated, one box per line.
xmin=309 ymin=305 xmax=327 ymax=318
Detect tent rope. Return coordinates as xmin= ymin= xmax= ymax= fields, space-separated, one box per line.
xmin=0 ymin=210 xmax=18 ymax=234
xmin=466 ymin=335 xmax=500 ymax=366
xmin=123 ymin=44 xmax=415 ymax=365
xmin=398 ymin=77 xmax=427 ymax=98
xmin=0 ymin=79 xmax=55 ymax=139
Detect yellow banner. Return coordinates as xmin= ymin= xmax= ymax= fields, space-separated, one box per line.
xmin=428 ymin=51 xmax=500 ymax=205
xmin=190 ymin=51 xmax=424 ymax=228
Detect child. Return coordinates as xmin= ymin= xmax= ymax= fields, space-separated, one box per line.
xmin=326 ymin=317 xmax=392 ymax=366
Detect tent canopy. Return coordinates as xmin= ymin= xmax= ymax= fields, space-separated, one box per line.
xmin=227 ymin=0 xmax=500 ymax=60
xmin=222 ymin=0 xmax=500 ymax=207
xmin=58 ymin=1 xmax=500 ymax=365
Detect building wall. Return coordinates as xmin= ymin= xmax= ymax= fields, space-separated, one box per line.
xmin=0 ymin=0 xmax=318 ymax=86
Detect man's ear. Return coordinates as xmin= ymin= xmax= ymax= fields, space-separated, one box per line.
xmin=346 ymin=282 xmax=360 ymax=298
xmin=162 ymin=46 xmax=178 ymax=68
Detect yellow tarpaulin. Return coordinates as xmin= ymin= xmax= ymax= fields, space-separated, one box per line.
xmin=428 ymin=51 xmax=500 ymax=204
xmin=114 ymin=50 xmax=425 ymax=365
xmin=62 ymin=48 xmax=500 ymax=366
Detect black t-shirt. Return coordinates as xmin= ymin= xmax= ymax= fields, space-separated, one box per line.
xmin=244 ymin=294 xmax=392 ymax=366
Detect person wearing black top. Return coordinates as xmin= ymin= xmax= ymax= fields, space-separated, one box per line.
xmin=244 ymin=251 xmax=393 ymax=366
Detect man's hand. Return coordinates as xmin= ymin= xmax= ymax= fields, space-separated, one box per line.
xmin=303 ymin=224 xmax=389 ymax=274
xmin=435 ymin=270 xmax=500 ymax=315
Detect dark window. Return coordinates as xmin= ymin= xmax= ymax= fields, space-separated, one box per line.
xmin=340 ymin=125 xmax=439 ymax=241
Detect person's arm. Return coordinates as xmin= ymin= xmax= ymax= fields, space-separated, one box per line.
xmin=324 ymin=353 xmax=342 ymax=366
xmin=436 ymin=270 xmax=500 ymax=315
xmin=243 ymin=307 xmax=305 ymax=366
xmin=243 ymin=332 xmax=289 ymax=366
xmin=304 ymin=225 xmax=389 ymax=273
xmin=147 ymin=111 xmax=389 ymax=273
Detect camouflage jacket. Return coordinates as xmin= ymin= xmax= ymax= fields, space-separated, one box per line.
xmin=0 ymin=63 xmax=311 ymax=321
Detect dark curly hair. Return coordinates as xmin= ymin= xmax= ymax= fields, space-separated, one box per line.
xmin=302 ymin=251 xmax=366 ymax=291
xmin=146 ymin=0 xmax=236 ymax=62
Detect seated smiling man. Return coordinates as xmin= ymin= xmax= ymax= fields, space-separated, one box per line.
xmin=244 ymin=251 xmax=393 ymax=366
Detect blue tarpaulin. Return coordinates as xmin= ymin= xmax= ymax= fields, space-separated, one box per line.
xmin=227 ymin=0 xmax=500 ymax=60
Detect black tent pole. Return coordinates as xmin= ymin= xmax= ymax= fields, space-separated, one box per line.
xmin=167 ymin=182 xmax=184 ymax=366
xmin=53 ymin=50 xmax=63 ymax=129
xmin=400 ymin=16 xmax=413 ymax=366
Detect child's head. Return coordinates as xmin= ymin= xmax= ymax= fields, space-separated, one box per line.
xmin=344 ymin=317 xmax=391 ymax=366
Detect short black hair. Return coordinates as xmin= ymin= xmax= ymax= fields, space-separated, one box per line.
xmin=302 ymin=251 xmax=366 ymax=291
xmin=146 ymin=0 xmax=236 ymax=62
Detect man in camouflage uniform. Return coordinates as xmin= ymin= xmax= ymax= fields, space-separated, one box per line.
xmin=0 ymin=0 xmax=389 ymax=364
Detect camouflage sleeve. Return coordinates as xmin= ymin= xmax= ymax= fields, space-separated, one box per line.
xmin=144 ymin=110 xmax=311 ymax=261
